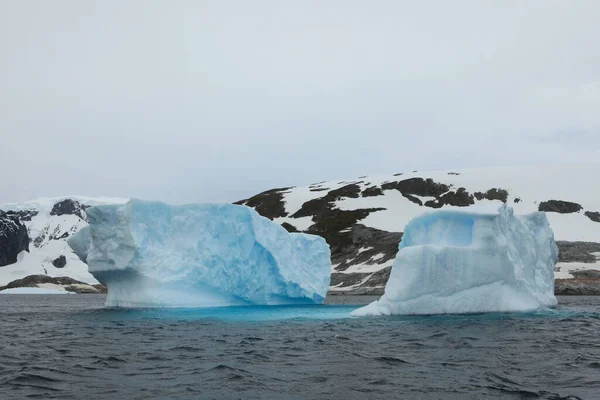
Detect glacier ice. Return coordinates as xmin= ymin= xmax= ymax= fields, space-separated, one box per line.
xmin=68 ymin=200 xmax=331 ymax=308
xmin=352 ymin=205 xmax=558 ymax=316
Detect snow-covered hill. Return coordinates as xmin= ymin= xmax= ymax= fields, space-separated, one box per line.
xmin=0 ymin=196 xmax=127 ymax=286
xmin=236 ymin=165 xmax=600 ymax=293
xmin=1 ymin=165 xmax=599 ymax=293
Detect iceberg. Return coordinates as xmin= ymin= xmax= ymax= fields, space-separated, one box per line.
xmin=352 ymin=205 xmax=558 ymax=316
xmin=68 ymin=200 xmax=331 ymax=308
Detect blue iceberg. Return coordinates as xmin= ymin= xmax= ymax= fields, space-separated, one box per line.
xmin=352 ymin=205 xmax=558 ymax=316
xmin=68 ymin=200 xmax=331 ymax=308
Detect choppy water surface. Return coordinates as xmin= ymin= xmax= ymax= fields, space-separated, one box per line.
xmin=1 ymin=295 xmax=599 ymax=399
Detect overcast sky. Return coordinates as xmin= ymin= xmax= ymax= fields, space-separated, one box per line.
xmin=1 ymin=1 xmax=599 ymax=204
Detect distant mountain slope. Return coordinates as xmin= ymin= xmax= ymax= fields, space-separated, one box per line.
xmin=0 ymin=197 xmax=127 ymax=286
xmin=236 ymin=165 xmax=600 ymax=293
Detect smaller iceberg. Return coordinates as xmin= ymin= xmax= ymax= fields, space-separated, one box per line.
xmin=68 ymin=200 xmax=331 ymax=308
xmin=352 ymin=205 xmax=558 ymax=316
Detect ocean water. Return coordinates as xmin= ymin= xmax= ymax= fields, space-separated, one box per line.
xmin=1 ymin=295 xmax=599 ymax=399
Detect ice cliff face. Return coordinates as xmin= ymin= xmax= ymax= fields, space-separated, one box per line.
xmin=68 ymin=200 xmax=331 ymax=307
xmin=352 ymin=205 xmax=558 ymax=316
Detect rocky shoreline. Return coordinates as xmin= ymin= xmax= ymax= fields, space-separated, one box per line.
xmin=0 ymin=275 xmax=106 ymax=294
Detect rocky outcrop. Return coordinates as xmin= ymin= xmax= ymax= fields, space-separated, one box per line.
xmin=4 ymin=209 xmax=38 ymax=222
xmin=292 ymin=184 xmax=362 ymax=218
xmin=538 ymin=200 xmax=583 ymax=214
xmin=474 ymin=188 xmax=509 ymax=203
xmin=0 ymin=211 xmax=30 ymax=267
xmin=585 ymin=211 xmax=600 ymax=223
xmin=556 ymin=241 xmax=600 ymax=263
xmin=50 ymin=199 xmax=88 ymax=220
xmin=555 ymin=278 xmax=600 ymax=295
xmin=0 ymin=274 xmax=106 ymax=293
xmin=235 ymin=187 xmax=292 ymax=220
xmin=361 ymin=186 xmax=384 ymax=197
xmin=52 ymin=255 xmax=67 ymax=268
xmin=381 ymin=178 xmax=449 ymax=198
xmin=424 ymin=187 xmax=474 ymax=208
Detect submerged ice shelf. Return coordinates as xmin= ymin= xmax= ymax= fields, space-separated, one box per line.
xmin=68 ymin=200 xmax=331 ymax=308
xmin=352 ymin=205 xmax=558 ymax=316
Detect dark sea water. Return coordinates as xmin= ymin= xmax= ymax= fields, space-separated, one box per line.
xmin=1 ymin=295 xmax=599 ymax=400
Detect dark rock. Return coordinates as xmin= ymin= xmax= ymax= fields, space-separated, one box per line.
xmin=309 ymin=187 xmax=329 ymax=192
xmin=362 ymin=266 xmax=392 ymax=287
xmin=393 ymin=173 xmax=403 ymax=176
xmin=52 ymin=255 xmax=67 ymax=268
xmin=402 ymin=193 xmax=423 ymax=206
xmin=474 ymin=188 xmax=509 ymax=203
xmin=5 ymin=209 xmax=38 ymax=222
xmin=538 ymin=200 xmax=582 ymax=214
xmin=447 ymin=172 xmax=460 ymax=176
xmin=330 ymin=272 xmax=371 ymax=288
xmin=292 ymin=184 xmax=362 ymax=218
xmin=425 ymin=187 xmax=474 ymax=208
xmin=555 ymin=279 xmax=600 ymax=296
xmin=317 ymin=223 xmax=401 ymax=273
xmin=0 ymin=275 xmax=106 ymax=294
xmin=307 ymin=209 xmax=385 ymax=239
xmin=361 ymin=186 xmax=384 ymax=197
xmin=556 ymin=241 xmax=600 ymax=263
xmin=0 ymin=211 xmax=30 ymax=267
xmin=280 ymin=222 xmax=298 ymax=233
xmin=514 ymin=198 xmax=521 ymax=204
xmin=235 ymin=187 xmax=292 ymax=220
xmin=0 ymin=274 xmax=102 ymax=293
xmin=382 ymin=178 xmax=450 ymax=198
xmin=571 ymin=270 xmax=600 ymax=279
xmin=55 ymin=232 xmax=69 ymax=240
xmin=93 ymin=284 xmax=108 ymax=294
xmin=343 ymin=286 xmax=385 ymax=295
xmin=50 ymin=199 xmax=87 ymax=220
xmin=585 ymin=211 xmax=600 ymax=223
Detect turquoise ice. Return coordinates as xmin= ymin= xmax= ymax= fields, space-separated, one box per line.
xmin=68 ymin=200 xmax=331 ymax=308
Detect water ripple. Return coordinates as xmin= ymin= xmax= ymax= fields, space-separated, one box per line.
xmin=0 ymin=294 xmax=599 ymax=399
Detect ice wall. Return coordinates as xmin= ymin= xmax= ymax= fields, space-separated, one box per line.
xmin=68 ymin=200 xmax=331 ymax=307
xmin=352 ymin=205 xmax=558 ymax=316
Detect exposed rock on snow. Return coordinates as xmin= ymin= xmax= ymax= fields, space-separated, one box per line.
xmin=2 ymin=165 xmax=599 ymax=294
xmin=556 ymin=242 xmax=600 ymax=263
xmin=234 ymin=187 xmax=292 ymax=220
xmin=0 ymin=274 xmax=103 ymax=293
xmin=52 ymin=255 xmax=67 ymax=268
xmin=241 ymin=165 xmax=600 ymax=293
xmin=585 ymin=211 xmax=600 ymax=223
xmin=50 ymin=199 xmax=88 ymax=220
xmin=352 ymin=205 xmax=558 ymax=316
xmin=0 ymin=196 xmax=128 ymax=286
xmin=0 ymin=211 xmax=30 ymax=267
xmin=0 ymin=287 xmax=74 ymax=294
xmin=538 ymin=200 xmax=583 ymax=214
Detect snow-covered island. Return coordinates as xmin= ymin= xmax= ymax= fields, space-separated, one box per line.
xmin=1 ymin=165 xmax=600 ymax=295
xmin=68 ymin=200 xmax=331 ymax=307
xmin=352 ymin=205 xmax=557 ymax=316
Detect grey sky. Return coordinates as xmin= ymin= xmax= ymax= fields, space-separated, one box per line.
xmin=1 ymin=1 xmax=599 ymax=204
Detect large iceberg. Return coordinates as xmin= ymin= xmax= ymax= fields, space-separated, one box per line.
xmin=68 ymin=200 xmax=331 ymax=308
xmin=352 ymin=205 xmax=558 ymax=316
